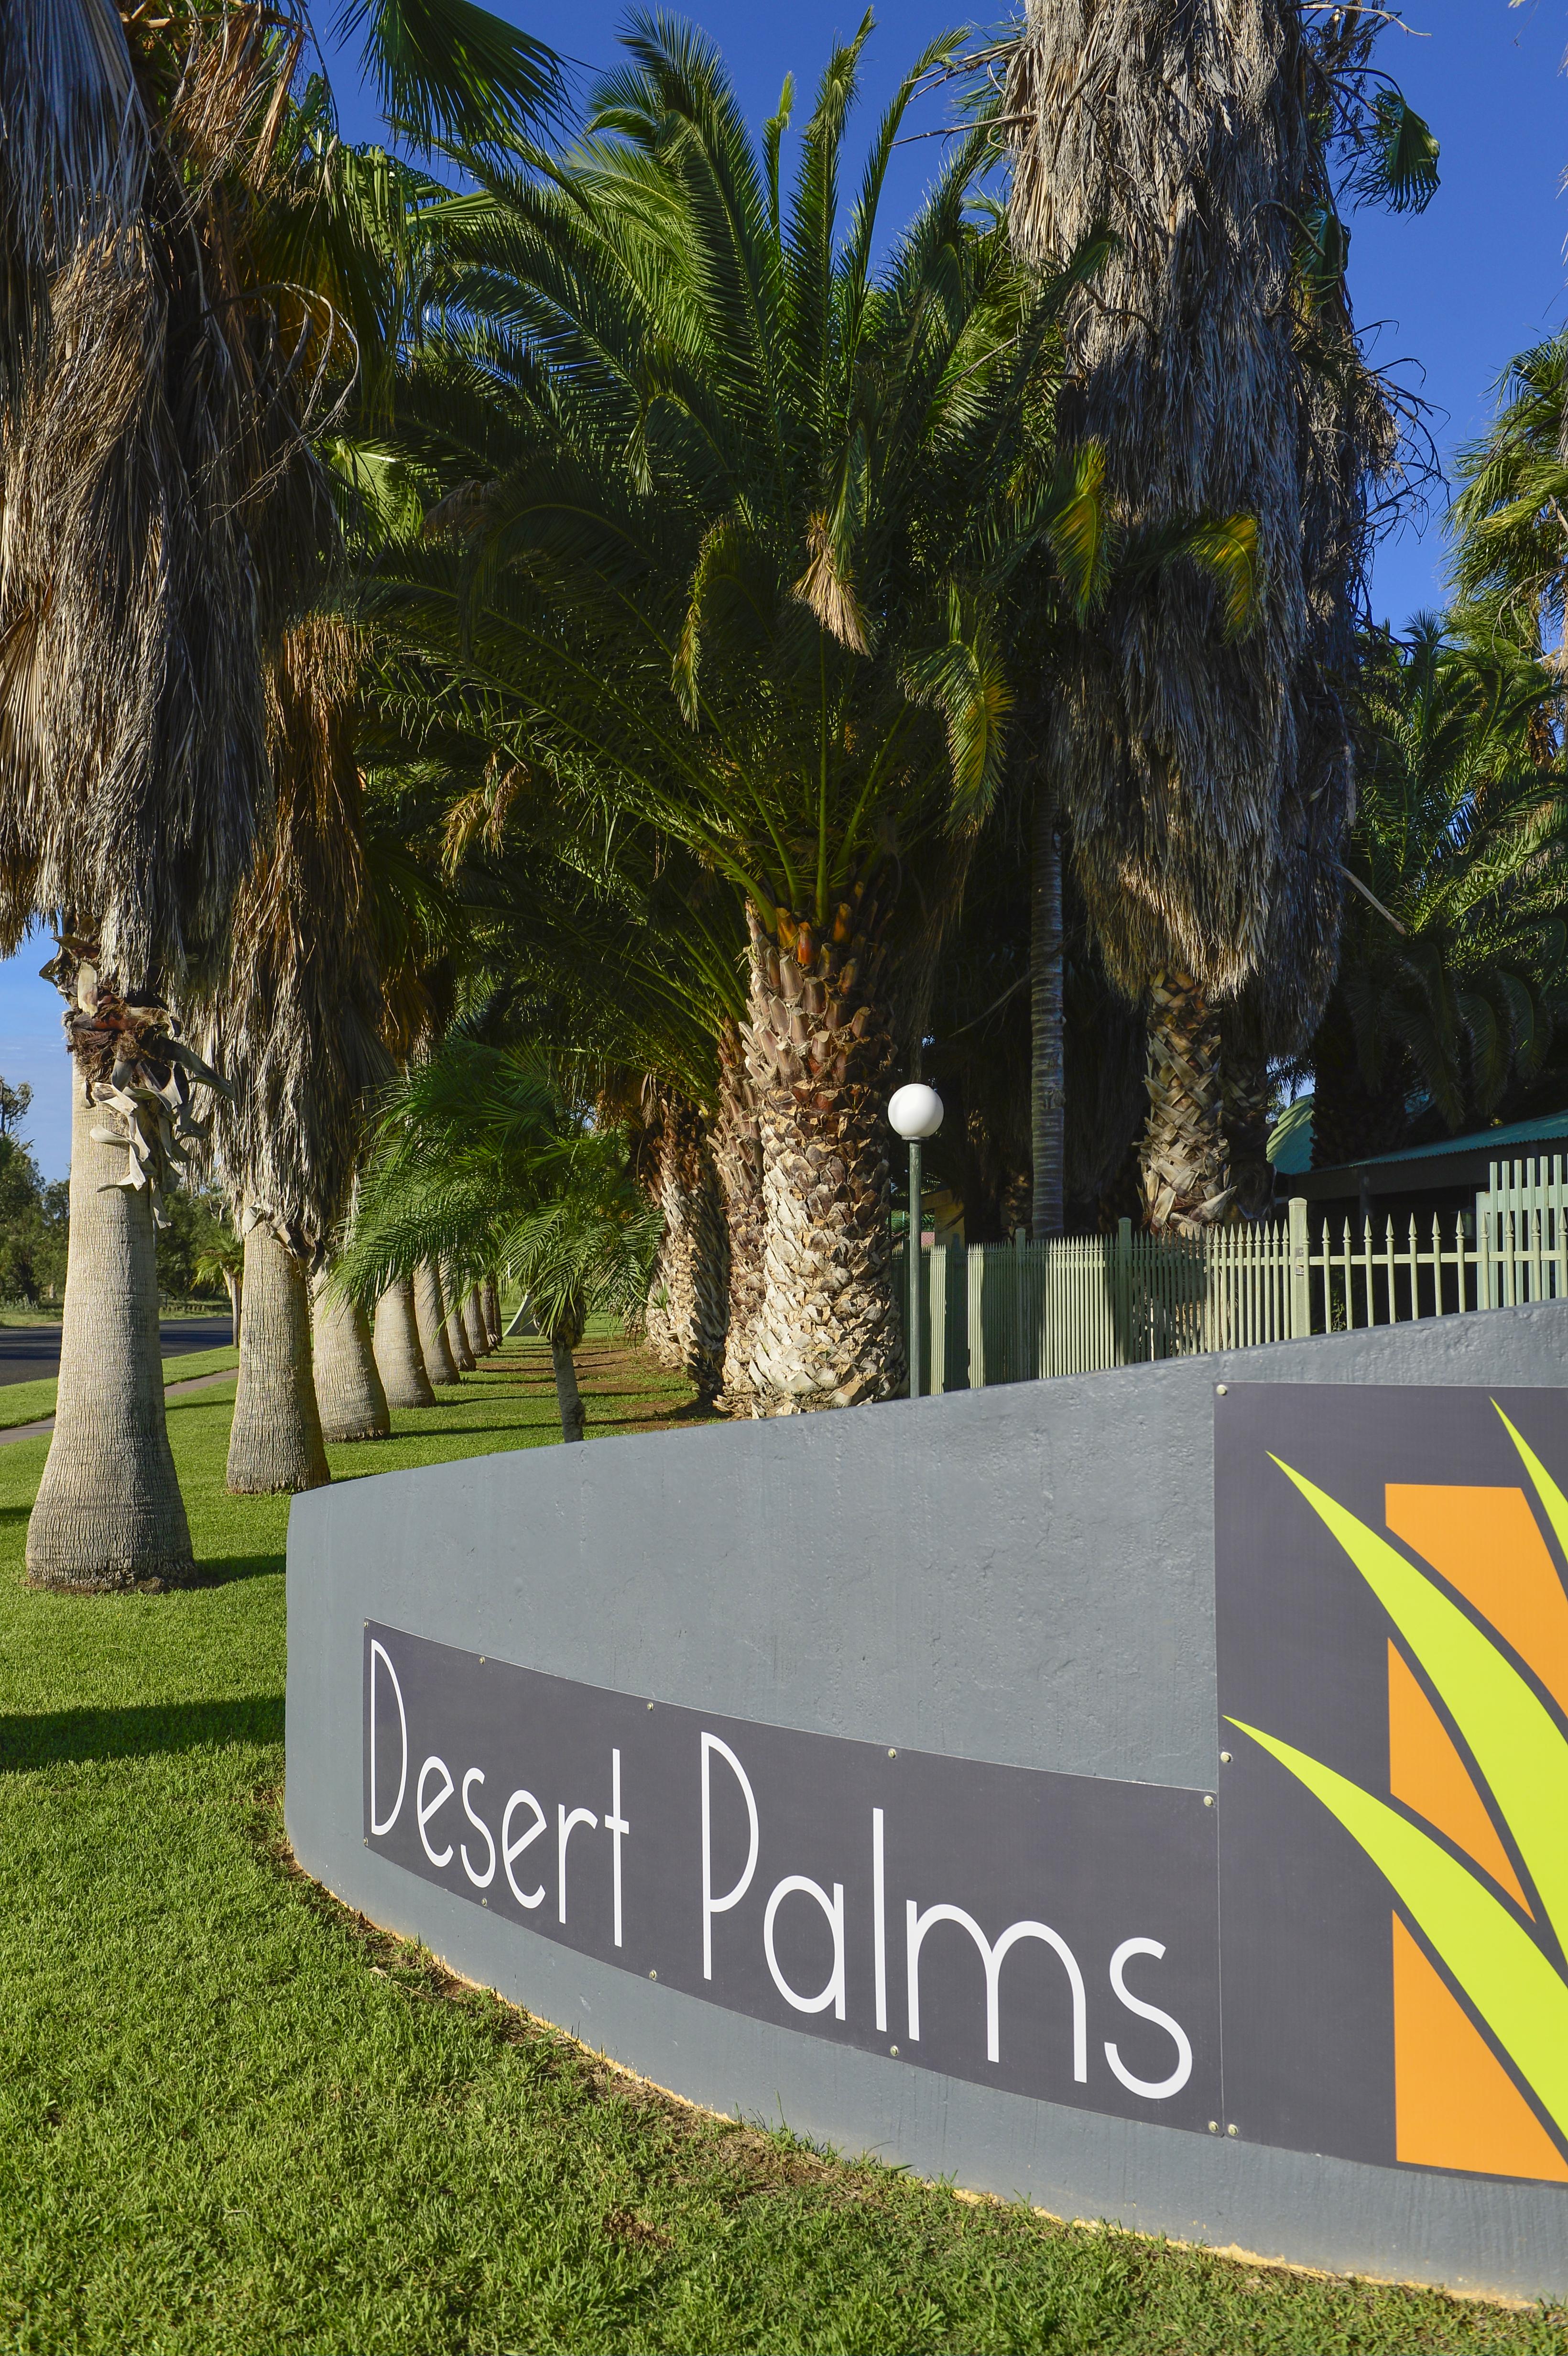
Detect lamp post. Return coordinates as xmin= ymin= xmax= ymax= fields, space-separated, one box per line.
xmin=888 ymin=1082 xmax=944 ymax=1400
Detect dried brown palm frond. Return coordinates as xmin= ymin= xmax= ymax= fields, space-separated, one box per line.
xmin=203 ymin=615 xmax=389 ymax=1256
xmin=0 ymin=0 xmax=345 ymax=1004
xmin=1006 ymin=0 xmax=1309 ymax=1000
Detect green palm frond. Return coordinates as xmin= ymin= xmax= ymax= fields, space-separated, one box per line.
xmin=1270 ymin=1456 xmax=1568 ymax=1944
xmin=337 ymin=0 xmax=564 ymax=155
xmin=1229 ymin=1718 xmax=1568 ymax=2141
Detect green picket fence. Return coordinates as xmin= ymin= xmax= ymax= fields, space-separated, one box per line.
xmin=897 ymin=1155 xmax=1568 ymax=1394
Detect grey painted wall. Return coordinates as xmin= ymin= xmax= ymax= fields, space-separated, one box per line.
xmin=286 ymin=1301 xmax=1568 ymax=2301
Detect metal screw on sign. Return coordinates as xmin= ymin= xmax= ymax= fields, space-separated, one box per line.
xmin=889 ymin=1083 xmax=944 ymax=1402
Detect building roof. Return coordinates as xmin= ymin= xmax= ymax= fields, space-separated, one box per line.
xmin=1285 ymin=1106 xmax=1568 ymax=1202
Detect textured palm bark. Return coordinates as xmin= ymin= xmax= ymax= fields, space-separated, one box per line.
xmin=551 ymin=1338 xmax=586 ymax=1442
xmin=481 ymin=1277 xmax=502 ymax=1347
xmin=642 ymin=1093 xmax=728 ymax=1403
xmin=312 ymin=1269 xmax=391 ymax=1442
xmin=714 ymin=1017 xmax=765 ymax=1413
xmin=373 ymin=1278 xmax=435 ymax=1408
xmin=462 ymin=1287 xmax=489 ymax=1360
xmin=442 ymin=1259 xmax=476 ymax=1373
xmin=227 ymin=1224 xmax=330 ymax=1494
xmin=1139 ymin=970 xmax=1234 ymax=1233
xmin=745 ymin=897 xmax=901 ymax=1410
xmin=1222 ymin=1056 xmax=1276 ymax=1222
xmin=1030 ymin=792 xmax=1066 ymax=1239
xmin=415 ymin=1261 xmax=460 ymax=1385
xmin=26 ymin=1068 xmax=195 ymax=1590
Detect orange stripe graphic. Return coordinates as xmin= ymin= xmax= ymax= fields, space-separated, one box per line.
xmin=1393 ymin=1915 xmax=1568 ymax=2180
xmin=1384 ymin=1483 xmax=1568 ymax=1713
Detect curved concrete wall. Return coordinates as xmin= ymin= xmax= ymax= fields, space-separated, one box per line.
xmin=286 ymin=1302 xmax=1568 ymax=2301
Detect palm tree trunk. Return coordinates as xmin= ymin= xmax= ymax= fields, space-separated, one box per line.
xmin=373 ymin=1278 xmax=435 ymax=1408
xmin=551 ymin=1336 xmax=586 ymax=1442
xmin=482 ymin=1277 xmax=502 ymax=1347
xmin=227 ymin=1224 xmax=330 ymax=1494
xmin=642 ymin=1092 xmax=728 ymax=1403
xmin=462 ymin=1287 xmax=489 ymax=1359
xmin=1031 ymin=789 xmax=1066 ymax=1238
xmin=226 ymin=1270 xmax=242 ymax=1349
xmin=26 ymin=1067 xmax=195 ymax=1591
xmin=442 ymin=1259 xmax=476 ymax=1372
xmin=312 ymin=1269 xmax=391 ymax=1442
xmin=714 ymin=1016 xmax=764 ymax=1413
xmin=1139 ymin=971 xmax=1233 ymax=1234
xmin=415 ymin=1261 xmax=460 ymax=1385
xmin=746 ymin=899 xmax=901 ymax=1411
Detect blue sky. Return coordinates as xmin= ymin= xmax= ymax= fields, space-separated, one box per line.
xmin=4 ymin=1 xmax=1564 ymax=1177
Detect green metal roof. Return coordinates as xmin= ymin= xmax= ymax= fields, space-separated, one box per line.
xmin=1311 ymin=1106 xmax=1568 ymax=1177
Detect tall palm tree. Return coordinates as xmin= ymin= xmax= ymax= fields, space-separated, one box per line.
xmin=368 ymin=16 xmax=1116 ymax=1408
xmin=4 ymin=0 xmax=318 ymax=1584
xmin=1003 ymin=1 xmax=1433 ymax=1232
xmin=1 ymin=0 xmax=563 ymax=1585
xmin=205 ymin=617 xmax=388 ymax=1493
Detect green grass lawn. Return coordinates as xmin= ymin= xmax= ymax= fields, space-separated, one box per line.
xmin=0 ymin=1341 xmax=1559 ymax=2354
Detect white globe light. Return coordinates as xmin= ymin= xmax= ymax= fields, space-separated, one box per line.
xmin=888 ymin=1082 xmax=944 ymax=1141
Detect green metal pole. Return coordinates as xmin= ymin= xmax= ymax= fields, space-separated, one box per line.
xmin=908 ymin=1136 xmax=922 ymax=1400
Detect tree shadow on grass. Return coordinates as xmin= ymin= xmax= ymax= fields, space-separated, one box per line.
xmin=0 ymin=1691 xmax=283 ymax=1770
xmin=190 ymin=1553 xmax=284 ymax=1587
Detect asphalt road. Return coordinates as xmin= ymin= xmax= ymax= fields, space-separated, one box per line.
xmin=0 ymin=1315 xmax=234 ymax=1388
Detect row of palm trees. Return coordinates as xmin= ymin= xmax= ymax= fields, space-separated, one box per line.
xmin=4 ymin=0 xmax=1559 ymax=1593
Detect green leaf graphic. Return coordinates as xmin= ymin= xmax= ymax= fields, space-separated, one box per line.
xmin=1270 ymin=1457 xmax=1568 ymax=1947
xmin=1228 ymin=1718 xmax=1568 ymax=2141
xmin=1495 ymin=1403 xmax=1568 ymax=1571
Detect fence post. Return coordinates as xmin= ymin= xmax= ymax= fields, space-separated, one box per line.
xmin=1114 ymin=1218 xmax=1132 ymax=1364
xmin=1288 ymin=1194 xmax=1311 ymax=1339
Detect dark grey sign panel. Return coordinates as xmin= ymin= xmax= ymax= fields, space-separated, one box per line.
xmin=1215 ymin=1384 xmax=1568 ymax=2177
xmin=364 ymin=1622 xmax=1220 ymax=2131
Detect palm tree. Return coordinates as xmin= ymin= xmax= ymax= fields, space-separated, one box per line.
xmin=1003 ymin=1 xmax=1434 ymax=1231
xmin=1451 ymin=331 xmax=1568 ymax=676
xmin=1307 ymin=622 xmax=1568 ymax=1166
xmin=207 ymin=618 xmax=388 ymax=1494
xmin=367 ymin=16 xmax=1115 ymax=1407
xmin=2 ymin=0 xmax=563 ymax=1585
xmin=339 ymin=1040 xmax=661 ymax=1442
xmin=4 ymin=2 xmax=321 ymax=1584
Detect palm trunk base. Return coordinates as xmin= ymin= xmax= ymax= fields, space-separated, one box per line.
xmin=415 ymin=1261 xmax=460 ymax=1385
xmin=313 ymin=1273 xmax=392 ymax=1442
xmin=227 ymin=1226 xmax=330 ymax=1494
xmin=27 ymin=1070 xmax=194 ymax=1592
xmin=551 ymin=1338 xmax=587 ymax=1442
xmin=442 ymin=1260 xmax=476 ymax=1373
xmin=462 ymin=1287 xmax=489 ymax=1360
xmin=373 ymin=1279 xmax=436 ymax=1408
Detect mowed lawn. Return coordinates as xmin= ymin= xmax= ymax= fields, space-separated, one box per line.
xmin=0 ymin=1342 xmax=1560 ymax=2355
